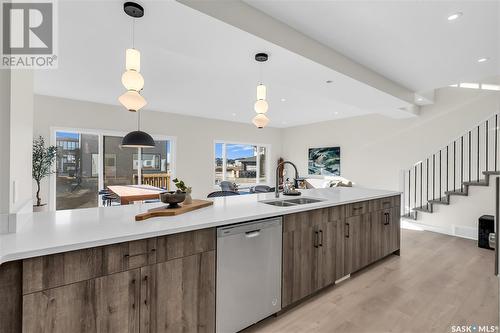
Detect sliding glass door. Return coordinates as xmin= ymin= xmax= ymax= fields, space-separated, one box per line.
xmin=55 ymin=132 xmax=99 ymax=210
xmin=54 ymin=130 xmax=174 ymax=211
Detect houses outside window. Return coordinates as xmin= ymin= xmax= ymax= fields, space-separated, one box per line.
xmin=214 ymin=141 xmax=270 ymax=187
xmin=53 ymin=129 xmax=175 ymax=211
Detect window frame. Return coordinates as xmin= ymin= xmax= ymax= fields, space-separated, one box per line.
xmin=49 ymin=126 xmax=176 ymax=211
xmin=213 ymin=140 xmax=271 ymax=189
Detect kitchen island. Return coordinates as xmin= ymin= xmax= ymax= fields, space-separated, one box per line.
xmin=0 ymin=187 xmax=401 ymax=333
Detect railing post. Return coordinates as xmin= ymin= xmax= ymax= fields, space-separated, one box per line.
xmin=426 ymin=158 xmax=429 ymax=209
xmin=478 ymin=125 xmax=480 ymax=182
xmin=439 ymin=150 xmax=442 ymax=200
xmin=495 ymin=114 xmax=498 ymax=172
xmin=433 ymin=154 xmax=435 ymax=200
xmin=461 ymin=136 xmax=464 ymax=192
xmin=420 ymin=162 xmax=423 ymax=208
xmin=486 ymin=120 xmax=489 ymax=172
xmin=469 ymin=131 xmax=472 ymax=182
xmin=446 ymin=146 xmax=449 ymax=193
xmin=408 ymin=169 xmax=411 ymax=215
xmin=414 ymin=165 xmax=417 ymax=210
xmin=454 ymin=140 xmax=456 ymax=192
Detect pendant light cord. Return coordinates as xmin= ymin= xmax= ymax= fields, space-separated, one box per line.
xmin=132 ymin=18 xmax=135 ymax=49
xmin=137 ymin=110 xmax=141 ymax=131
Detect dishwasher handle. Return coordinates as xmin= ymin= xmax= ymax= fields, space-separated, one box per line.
xmin=245 ymin=229 xmax=261 ymax=238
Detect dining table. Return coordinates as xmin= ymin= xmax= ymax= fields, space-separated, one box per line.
xmin=107 ymin=184 xmax=165 ymax=205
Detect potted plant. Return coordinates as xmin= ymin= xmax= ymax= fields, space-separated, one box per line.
xmin=32 ymin=136 xmax=57 ymax=212
xmin=173 ymin=178 xmax=192 ymax=204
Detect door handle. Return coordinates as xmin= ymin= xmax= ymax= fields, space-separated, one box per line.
xmin=245 ymin=229 xmax=261 ymax=238
xmin=319 ymin=230 xmax=323 ymax=247
xmin=384 ymin=212 xmax=390 ymax=225
xmin=345 ymin=223 xmax=350 ymax=238
xmin=314 ymin=231 xmax=319 ymax=248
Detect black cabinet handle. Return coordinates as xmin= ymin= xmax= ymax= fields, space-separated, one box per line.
xmin=314 ymin=231 xmax=319 ymax=248
xmin=319 ymin=230 xmax=323 ymax=247
xmin=384 ymin=212 xmax=390 ymax=225
xmin=124 ymin=248 xmax=156 ymax=258
xmin=345 ymin=223 xmax=350 ymax=238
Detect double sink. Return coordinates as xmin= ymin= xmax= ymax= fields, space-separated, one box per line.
xmin=260 ymin=197 xmax=324 ymax=207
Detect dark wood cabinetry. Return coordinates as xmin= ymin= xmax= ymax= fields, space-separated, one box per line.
xmin=282 ymin=195 xmax=401 ymax=308
xmin=20 ymin=229 xmax=216 ymax=333
xmin=282 ymin=206 xmax=346 ymax=307
xmin=23 ymin=269 xmax=141 ymax=333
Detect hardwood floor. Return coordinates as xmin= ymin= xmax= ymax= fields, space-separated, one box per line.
xmin=245 ymin=229 xmax=499 ymax=333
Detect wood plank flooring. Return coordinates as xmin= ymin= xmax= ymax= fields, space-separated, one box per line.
xmin=244 ymin=229 xmax=499 ymax=333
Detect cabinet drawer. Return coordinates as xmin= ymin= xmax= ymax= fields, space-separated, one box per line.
xmin=369 ymin=195 xmax=400 ymax=211
xmin=156 ymin=228 xmax=216 ymax=263
xmin=345 ymin=201 xmax=369 ymax=217
xmin=23 ymin=247 xmax=104 ymax=294
xmin=103 ymin=238 xmax=157 ymax=275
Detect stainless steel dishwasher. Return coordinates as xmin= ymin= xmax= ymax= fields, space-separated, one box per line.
xmin=216 ymin=217 xmax=282 ymax=333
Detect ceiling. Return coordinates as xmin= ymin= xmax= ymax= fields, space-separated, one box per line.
xmin=245 ymin=0 xmax=500 ymax=93
xmin=34 ymin=0 xmax=413 ymax=128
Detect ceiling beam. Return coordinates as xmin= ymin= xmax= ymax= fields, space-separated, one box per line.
xmin=176 ymin=0 xmax=416 ymax=105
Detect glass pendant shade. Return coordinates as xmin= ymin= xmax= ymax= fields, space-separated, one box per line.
xmin=121 ymin=70 xmax=144 ymax=91
xmin=126 ymin=48 xmax=141 ymax=72
xmin=121 ymin=130 xmax=155 ymax=148
xmin=118 ymin=90 xmax=147 ymax=111
xmin=254 ymin=99 xmax=269 ymax=114
xmin=256 ymin=84 xmax=266 ymax=100
xmin=252 ymin=113 xmax=269 ymax=129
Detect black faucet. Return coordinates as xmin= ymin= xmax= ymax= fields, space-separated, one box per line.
xmin=275 ymin=161 xmax=299 ymax=198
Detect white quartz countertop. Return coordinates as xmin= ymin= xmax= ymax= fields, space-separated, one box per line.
xmin=0 ymin=187 xmax=400 ymax=265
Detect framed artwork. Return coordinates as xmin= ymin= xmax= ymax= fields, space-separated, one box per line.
xmin=308 ymin=147 xmax=341 ymax=176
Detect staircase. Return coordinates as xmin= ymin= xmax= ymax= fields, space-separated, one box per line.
xmin=403 ymin=113 xmax=500 ymax=220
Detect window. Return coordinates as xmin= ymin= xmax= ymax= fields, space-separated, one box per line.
xmin=214 ymin=141 xmax=269 ymax=187
xmin=55 ymin=132 xmax=99 ymax=210
xmin=53 ymin=129 xmax=175 ymax=211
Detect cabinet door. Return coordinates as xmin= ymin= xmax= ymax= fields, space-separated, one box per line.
xmin=369 ymin=210 xmax=384 ymax=263
xmin=344 ymin=213 xmax=371 ymax=275
xmin=282 ymin=211 xmax=318 ymax=308
xmin=381 ymin=207 xmax=401 ymax=257
xmin=22 ymin=269 xmax=140 ymax=333
xmin=141 ymin=251 xmax=215 ymax=333
xmin=316 ymin=206 xmax=344 ymax=290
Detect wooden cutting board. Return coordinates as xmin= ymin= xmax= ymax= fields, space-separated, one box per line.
xmin=135 ymin=199 xmax=213 ymax=221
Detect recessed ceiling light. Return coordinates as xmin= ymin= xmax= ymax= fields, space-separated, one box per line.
xmin=477 ymin=57 xmax=489 ymax=63
xmin=417 ymin=97 xmax=423 ymax=102
xmin=326 ymin=80 xmax=333 ymax=84
xmin=231 ymin=113 xmax=236 ymax=116
xmin=280 ymin=98 xmax=286 ymax=102
xmin=447 ymin=12 xmax=463 ymax=21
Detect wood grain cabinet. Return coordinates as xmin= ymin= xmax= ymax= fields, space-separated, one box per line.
xmin=23 ymin=269 xmax=141 ymax=333
xmin=282 ymin=206 xmax=345 ymax=308
xmin=20 ymin=229 xmax=216 ymax=333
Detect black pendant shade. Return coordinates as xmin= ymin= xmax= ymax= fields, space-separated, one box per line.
xmin=121 ymin=130 xmax=155 ymax=148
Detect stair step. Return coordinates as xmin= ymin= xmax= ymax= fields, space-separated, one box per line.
xmin=428 ymin=198 xmax=450 ymax=205
xmin=483 ymin=171 xmax=500 ymax=176
xmin=413 ymin=205 xmax=433 ymax=213
xmin=463 ymin=180 xmax=489 ymax=186
xmin=402 ymin=212 xmax=418 ymax=220
xmin=445 ymin=190 xmax=468 ymax=196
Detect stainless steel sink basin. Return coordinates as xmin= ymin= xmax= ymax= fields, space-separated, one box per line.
xmin=260 ymin=200 xmax=297 ymax=207
xmin=284 ymin=198 xmax=323 ymax=205
xmin=260 ymin=197 xmax=324 ymax=207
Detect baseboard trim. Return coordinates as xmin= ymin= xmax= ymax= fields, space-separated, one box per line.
xmin=402 ymin=219 xmax=478 ymax=240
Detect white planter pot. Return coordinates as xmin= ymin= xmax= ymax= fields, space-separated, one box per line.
xmin=33 ymin=205 xmax=48 ymax=213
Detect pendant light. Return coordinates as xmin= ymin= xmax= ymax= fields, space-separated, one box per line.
xmin=120 ymin=2 xmax=154 ymax=149
xmin=121 ymin=110 xmax=156 ymax=148
xmin=119 ymin=2 xmax=147 ymax=112
xmin=252 ymin=53 xmax=270 ymax=129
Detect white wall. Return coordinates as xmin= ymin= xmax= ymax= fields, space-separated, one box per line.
xmin=10 ymin=71 xmax=34 ymax=214
xmin=33 ymin=95 xmax=283 ymax=201
xmin=282 ymin=87 xmax=500 ymax=236
xmin=0 ymin=70 xmax=11 ymax=215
